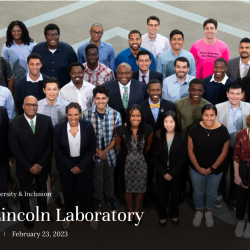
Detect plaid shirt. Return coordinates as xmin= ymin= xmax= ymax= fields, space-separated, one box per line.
xmin=83 ymin=105 xmax=122 ymax=167
xmin=83 ymin=62 xmax=114 ymax=86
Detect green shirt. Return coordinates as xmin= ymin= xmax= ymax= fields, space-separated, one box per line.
xmin=175 ymin=97 xmax=210 ymax=133
xmin=166 ymin=134 xmax=175 ymax=166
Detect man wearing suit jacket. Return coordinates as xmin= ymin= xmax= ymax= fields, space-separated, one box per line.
xmin=227 ymin=38 xmax=250 ymax=81
xmin=0 ymin=107 xmax=14 ymax=215
xmin=215 ymin=82 xmax=250 ymax=210
xmin=103 ymin=63 xmax=148 ymax=123
xmin=132 ymin=50 xmax=163 ymax=83
xmin=9 ymin=96 xmax=53 ymax=229
xmin=139 ymin=79 xmax=176 ymax=207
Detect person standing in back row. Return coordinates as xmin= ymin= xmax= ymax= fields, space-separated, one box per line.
xmin=190 ymin=18 xmax=230 ymax=79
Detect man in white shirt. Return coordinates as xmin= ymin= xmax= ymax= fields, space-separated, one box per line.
xmin=142 ymin=16 xmax=170 ymax=61
xmin=59 ymin=62 xmax=94 ymax=112
xmin=227 ymin=37 xmax=250 ymax=81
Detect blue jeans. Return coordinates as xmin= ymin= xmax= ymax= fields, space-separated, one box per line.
xmin=190 ymin=168 xmax=223 ymax=210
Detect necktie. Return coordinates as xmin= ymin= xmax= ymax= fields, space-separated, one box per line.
xmin=150 ymin=103 xmax=160 ymax=109
xmin=30 ymin=120 xmax=35 ymax=134
xmin=243 ymin=66 xmax=249 ymax=77
xmin=142 ymin=75 xmax=146 ymax=83
xmin=122 ymin=86 xmax=129 ymax=109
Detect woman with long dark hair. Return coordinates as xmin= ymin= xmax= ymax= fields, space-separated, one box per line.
xmin=151 ymin=111 xmax=187 ymax=227
xmin=116 ymin=105 xmax=153 ymax=224
xmin=1 ymin=20 xmax=36 ymax=81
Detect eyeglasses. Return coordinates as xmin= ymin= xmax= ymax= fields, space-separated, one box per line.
xmin=86 ymin=53 xmax=99 ymax=58
xmin=25 ymin=103 xmax=38 ymax=108
xmin=11 ymin=30 xmax=22 ymax=34
xmin=90 ymin=31 xmax=103 ymax=35
xmin=46 ymin=33 xmax=59 ymax=38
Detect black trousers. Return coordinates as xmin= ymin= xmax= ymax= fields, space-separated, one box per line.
xmin=235 ymin=160 xmax=250 ymax=221
xmin=0 ymin=166 xmax=8 ymax=208
xmin=144 ymin=161 xmax=155 ymax=199
xmin=156 ymin=170 xmax=181 ymax=219
xmin=217 ymin=147 xmax=236 ymax=199
xmin=59 ymin=157 xmax=94 ymax=220
xmin=18 ymin=170 xmax=48 ymax=215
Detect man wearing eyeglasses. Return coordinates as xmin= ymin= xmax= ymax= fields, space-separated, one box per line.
xmin=32 ymin=23 xmax=77 ymax=88
xmin=142 ymin=16 xmax=170 ymax=62
xmin=9 ymin=96 xmax=53 ymax=229
xmin=83 ymin=44 xmax=114 ymax=86
xmin=77 ymin=23 xmax=116 ymax=73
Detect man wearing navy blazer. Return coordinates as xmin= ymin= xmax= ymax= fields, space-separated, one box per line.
xmin=103 ymin=63 xmax=148 ymax=123
xmin=139 ymin=79 xmax=176 ymax=207
xmin=132 ymin=50 xmax=163 ymax=83
xmin=0 ymin=107 xmax=14 ymax=215
xmin=9 ymin=96 xmax=53 ymax=229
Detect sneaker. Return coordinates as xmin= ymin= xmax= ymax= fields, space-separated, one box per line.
xmin=94 ymin=199 xmax=103 ymax=212
xmin=230 ymin=200 xmax=237 ymax=211
xmin=235 ymin=221 xmax=244 ymax=238
xmin=214 ymin=196 xmax=223 ymax=208
xmin=193 ymin=210 xmax=203 ymax=227
xmin=205 ymin=211 xmax=214 ymax=227
xmin=106 ymin=198 xmax=117 ymax=212
xmin=243 ymin=223 xmax=250 ymax=239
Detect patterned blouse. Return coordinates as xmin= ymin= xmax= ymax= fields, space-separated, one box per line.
xmin=233 ymin=128 xmax=250 ymax=163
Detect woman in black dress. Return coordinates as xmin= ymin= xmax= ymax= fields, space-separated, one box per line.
xmin=151 ymin=111 xmax=187 ymax=227
xmin=116 ymin=105 xmax=153 ymax=224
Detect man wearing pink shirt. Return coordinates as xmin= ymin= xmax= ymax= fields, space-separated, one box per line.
xmin=190 ymin=18 xmax=230 ymax=79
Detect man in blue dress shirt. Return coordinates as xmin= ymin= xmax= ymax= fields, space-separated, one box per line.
xmin=157 ymin=29 xmax=196 ymax=80
xmin=77 ymin=23 xmax=116 ymax=73
xmin=32 ymin=23 xmax=77 ymax=88
xmin=115 ymin=30 xmax=156 ymax=74
xmin=162 ymin=57 xmax=194 ymax=103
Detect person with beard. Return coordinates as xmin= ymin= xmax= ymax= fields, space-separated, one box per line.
xmin=175 ymin=79 xmax=210 ymax=202
xmin=162 ymin=57 xmax=194 ymax=103
xmin=32 ymin=23 xmax=77 ymax=88
xmin=83 ymin=44 xmax=114 ymax=86
xmin=77 ymin=23 xmax=115 ymax=72
xmin=59 ymin=62 xmax=94 ymax=112
xmin=115 ymin=30 xmax=156 ymax=74
xmin=227 ymin=38 xmax=250 ymax=81
xmin=203 ymin=58 xmax=233 ymax=105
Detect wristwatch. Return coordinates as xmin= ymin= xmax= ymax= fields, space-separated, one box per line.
xmin=210 ymin=166 xmax=216 ymax=173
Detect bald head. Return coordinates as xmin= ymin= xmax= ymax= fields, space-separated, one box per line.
xmin=117 ymin=63 xmax=132 ymax=85
xmin=90 ymin=23 xmax=103 ymax=30
xmin=23 ymin=96 xmax=38 ymax=119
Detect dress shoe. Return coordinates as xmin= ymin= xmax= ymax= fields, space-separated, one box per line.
xmin=0 ymin=207 xmax=14 ymax=218
xmin=24 ymin=220 xmax=34 ymax=229
xmin=159 ymin=220 xmax=166 ymax=227
xmin=171 ymin=218 xmax=179 ymax=225
xmin=40 ymin=213 xmax=53 ymax=223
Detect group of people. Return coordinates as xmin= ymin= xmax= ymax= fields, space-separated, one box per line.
xmin=0 ymin=15 xmax=250 ymax=239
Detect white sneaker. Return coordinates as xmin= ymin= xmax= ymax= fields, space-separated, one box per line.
xmin=205 ymin=211 xmax=214 ymax=227
xmin=193 ymin=211 xmax=203 ymax=227
xmin=243 ymin=223 xmax=250 ymax=239
xmin=235 ymin=221 xmax=244 ymax=238
xmin=214 ymin=196 xmax=223 ymax=208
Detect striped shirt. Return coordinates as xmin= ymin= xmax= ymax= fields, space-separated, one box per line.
xmin=83 ymin=105 xmax=122 ymax=167
xmin=37 ymin=97 xmax=70 ymax=126
xmin=83 ymin=62 xmax=114 ymax=86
